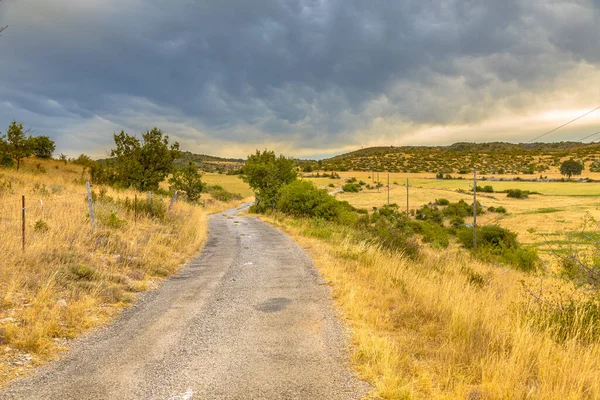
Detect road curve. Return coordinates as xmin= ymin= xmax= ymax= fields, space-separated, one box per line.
xmin=1 ymin=205 xmax=368 ymax=399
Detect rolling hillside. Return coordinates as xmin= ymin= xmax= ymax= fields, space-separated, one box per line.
xmin=314 ymin=142 xmax=600 ymax=175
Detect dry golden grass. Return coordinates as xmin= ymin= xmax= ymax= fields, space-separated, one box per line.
xmin=201 ymin=173 xmax=254 ymax=198
xmin=263 ymin=215 xmax=600 ymax=399
xmin=0 ymin=159 xmax=241 ymax=386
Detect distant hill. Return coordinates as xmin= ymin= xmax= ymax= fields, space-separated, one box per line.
xmin=313 ymin=142 xmax=600 ymax=175
xmin=174 ymin=152 xmax=244 ymax=172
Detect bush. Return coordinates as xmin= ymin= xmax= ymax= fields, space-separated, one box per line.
xmin=413 ymin=220 xmax=449 ymax=248
xmin=277 ymin=180 xmax=345 ymax=221
xmin=449 ymin=215 xmax=465 ymax=228
xmin=435 ymin=198 xmax=450 ymax=206
xmin=458 ymin=225 xmax=537 ymax=271
xmin=443 ymin=200 xmax=482 ymax=217
xmin=476 ymin=185 xmax=494 ymax=193
xmin=416 ymin=204 xmax=444 ymax=225
xmin=342 ymin=183 xmax=361 ymax=193
xmin=207 ymin=185 xmax=243 ymax=202
xmin=459 ymin=225 xmax=518 ymax=249
xmin=506 ymin=189 xmax=529 ymax=199
xmin=34 ymin=219 xmax=49 ymax=233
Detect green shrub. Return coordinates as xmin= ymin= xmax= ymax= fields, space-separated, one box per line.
xmin=34 ymin=219 xmax=49 ymax=233
xmin=435 ymin=198 xmax=450 ymax=206
xmin=495 ymin=206 xmax=507 ymax=213
xmin=68 ymin=264 xmax=98 ymax=281
xmin=498 ymin=246 xmax=538 ymax=272
xmin=476 ymin=185 xmax=494 ymax=193
xmin=416 ymin=204 xmax=444 ymax=225
xmin=458 ymin=225 xmax=537 ymax=271
xmin=443 ymin=200 xmax=482 ymax=217
xmin=413 ymin=220 xmax=449 ymax=248
xmin=342 ymin=183 xmax=361 ymax=193
xmin=102 ymin=211 xmax=126 ymax=229
xmin=459 ymin=225 xmax=518 ymax=249
xmin=506 ymin=189 xmax=529 ymax=199
xmin=207 ymin=185 xmax=243 ymax=202
xmin=278 ymin=180 xmax=344 ymax=221
xmin=450 ymin=216 xmax=465 ymax=228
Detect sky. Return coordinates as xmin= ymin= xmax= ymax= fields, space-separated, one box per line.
xmin=0 ymin=0 xmax=599 ymax=159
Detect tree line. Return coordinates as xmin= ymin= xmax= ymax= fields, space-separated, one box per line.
xmin=0 ymin=121 xmax=56 ymax=169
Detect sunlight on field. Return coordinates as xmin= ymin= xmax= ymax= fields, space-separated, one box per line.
xmin=320 ymin=171 xmax=600 ymax=260
xmin=201 ymin=173 xmax=254 ymax=198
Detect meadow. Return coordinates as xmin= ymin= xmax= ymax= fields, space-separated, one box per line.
xmin=303 ymin=171 xmax=600 ymax=260
xmin=0 ymin=159 xmax=245 ymax=386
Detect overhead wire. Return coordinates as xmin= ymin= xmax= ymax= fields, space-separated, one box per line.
xmin=527 ymin=106 xmax=600 ymax=143
xmin=577 ymin=131 xmax=600 ymax=142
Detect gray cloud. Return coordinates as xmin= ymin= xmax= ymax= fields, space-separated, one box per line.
xmin=0 ymin=0 xmax=599 ymax=157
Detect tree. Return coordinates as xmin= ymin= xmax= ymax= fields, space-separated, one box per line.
xmin=560 ymin=159 xmax=583 ymax=179
xmin=6 ymin=121 xmax=32 ymax=170
xmin=110 ymin=128 xmax=180 ymax=191
xmin=59 ymin=153 xmax=68 ymax=164
xmin=169 ymin=162 xmax=205 ymax=202
xmin=31 ymin=136 xmax=56 ymax=158
xmin=241 ymin=149 xmax=297 ymax=212
xmin=0 ymin=131 xmax=11 ymax=166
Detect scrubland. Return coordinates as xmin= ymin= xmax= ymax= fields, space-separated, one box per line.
xmin=0 ymin=159 xmax=244 ymax=386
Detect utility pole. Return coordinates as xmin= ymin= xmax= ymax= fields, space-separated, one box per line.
xmin=406 ymin=178 xmax=409 ymax=217
xmin=387 ymin=172 xmax=390 ymax=205
xmin=473 ymin=165 xmax=477 ymax=249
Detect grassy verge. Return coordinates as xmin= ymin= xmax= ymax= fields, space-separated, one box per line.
xmin=260 ymin=214 xmax=600 ymax=399
xmin=0 ymin=159 xmax=244 ymax=386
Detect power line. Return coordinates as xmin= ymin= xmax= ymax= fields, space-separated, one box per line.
xmin=577 ymin=131 xmax=600 ymax=142
xmin=527 ymin=106 xmax=600 ymax=143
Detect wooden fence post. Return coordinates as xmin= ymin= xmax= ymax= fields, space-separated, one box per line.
xmin=86 ymin=181 xmax=95 ymax=233
xmin=169 ymin=190 xmax=178 ymax=210
xmin=473 ymin=166 xmax=477 ymax=249
xmin=21 ymin=195 xmax=25 ymax=251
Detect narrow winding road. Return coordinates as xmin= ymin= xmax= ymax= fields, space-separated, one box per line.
xmin=1 ymin=205 xmax=367 ymax=399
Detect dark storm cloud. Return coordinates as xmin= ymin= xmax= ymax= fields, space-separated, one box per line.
xmin=0 ymin=0 xmax=599 ymax=155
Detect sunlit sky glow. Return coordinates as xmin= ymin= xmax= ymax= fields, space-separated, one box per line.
xmin=1 ymin=0 xmax=599 ymax=159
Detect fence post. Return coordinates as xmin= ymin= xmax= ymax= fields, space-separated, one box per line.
xmin=169 ymin=190 xmax=178 ymax=210
xmin=473 ymin=165 xmax=477 ymax=249
xmin=387 ymin=173 xmax=390 ymax=205
xmin=406 ymin=178 xmax=409 ymax=217
xmin=148 ymin=192 xmax=153 ymax=217
xmin=21 ymin=195 xmax=25 ymax=251
xmin=86 ymin=181 xmax=95 ymax=233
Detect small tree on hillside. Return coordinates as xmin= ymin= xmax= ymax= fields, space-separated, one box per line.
xmin=31 ymin=136 xmax=56 ymax=158
xmin=110 ymin=128 xmax=180 ymax=191
xmin=241 ymin=149 xmax=297 ymax=212
xmin=6 ymin=121 xmax=32 ymax=170
xmin=560 ymin=159 xmax=583 ymax=179
xmin=169 ymin=162 xmax=205 ymax=202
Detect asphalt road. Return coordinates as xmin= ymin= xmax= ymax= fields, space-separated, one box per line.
xmin=1 ymin=204 xmax=368 ymax=399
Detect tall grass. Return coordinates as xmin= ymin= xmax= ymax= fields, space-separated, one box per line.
xmin=0 ymin=159 xmax=242 ymax=386
xmin=264 ymin=215 xmax=600 ymax=399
